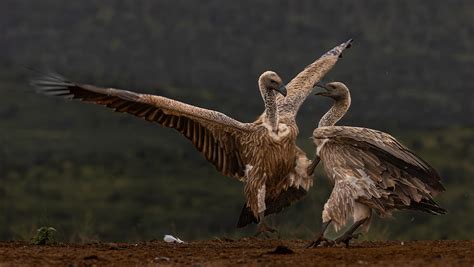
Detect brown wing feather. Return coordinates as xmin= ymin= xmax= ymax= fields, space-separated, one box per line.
xmin=314 ymin=126 xmax=445 ymax=194
xmin=277 ymin=39 xmax=353 ymax=118
xmin=31 ymin=72 xmax=249 ymax=178
xmin=315 ymin=127 xmax=446 ymax=215
xmin=320 ymin=142 xmax=446 ymax=216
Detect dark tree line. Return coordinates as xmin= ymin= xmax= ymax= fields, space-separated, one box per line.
xmin=0 ymin=0 xmax=473 ymax=241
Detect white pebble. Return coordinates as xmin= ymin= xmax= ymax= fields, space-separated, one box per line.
xmin=164 ymin=235 xmax=185 ymax=243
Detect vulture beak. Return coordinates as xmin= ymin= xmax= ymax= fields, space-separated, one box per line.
xmin=276 ymin=84 xmax=287 ymax=97
xmin=313 ymin=82 xmax=330 ymax=96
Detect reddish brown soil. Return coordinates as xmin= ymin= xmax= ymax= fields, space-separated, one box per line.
xmin=0 ymin=239 xmax=472 ymax=266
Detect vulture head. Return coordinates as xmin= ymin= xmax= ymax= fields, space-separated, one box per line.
xmin=314 ymin=81 xmax=350 ymax=101
xmin=259 ymin=71 xmax=287 ymax=96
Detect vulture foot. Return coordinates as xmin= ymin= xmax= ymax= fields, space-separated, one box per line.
xmin=306 ymin=237 xmax=335 ymax=248
xmin=334 ymin=232 xmax=362 ymax=247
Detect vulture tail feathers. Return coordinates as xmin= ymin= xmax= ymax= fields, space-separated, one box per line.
xmin=236 ymin=204 xmax=258 ymax=228
xmin=236 ymin=187 xmax=307 ymax=228
xmin=407 ymin=199 xmax=447 ymax=215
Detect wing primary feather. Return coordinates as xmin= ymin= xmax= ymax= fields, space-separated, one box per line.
xmin=185 ymin=119 xmax=193 ymax=137
xmin=202 ymin=130 xmax=209 ymax=155
xmin=30 ymin=70 xmax=248 ymax=180
xmin=157 ymin=113 xmax=167 ymax=123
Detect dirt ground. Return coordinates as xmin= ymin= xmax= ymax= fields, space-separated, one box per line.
xmin=0 ymin=239 xmax=472 ymax=266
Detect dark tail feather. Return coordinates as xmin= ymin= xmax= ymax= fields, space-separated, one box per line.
xmin=236 ymin=204 xmax=258 ymax=228
xmin=265 ymin=187 xmax=307 ymax=215
xmin=236 ymin=187 xmax=308 ymax=228
xmin=409 ymin=199 xmax=447 ymax=215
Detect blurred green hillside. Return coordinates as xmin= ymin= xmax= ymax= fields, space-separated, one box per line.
xmin=1 ymin=0 xmax=473 ymax=241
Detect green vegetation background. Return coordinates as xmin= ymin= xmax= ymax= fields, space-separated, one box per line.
xmin=1 ymin=1 xmax=473 ymax=242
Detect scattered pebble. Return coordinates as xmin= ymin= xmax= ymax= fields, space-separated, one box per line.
xmin=164 ymin=235 xmax=184 ymax=244
xmin=154 ymin=256 xmax=170 ymax=262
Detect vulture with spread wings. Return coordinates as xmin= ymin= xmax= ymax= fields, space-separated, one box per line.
xmin=31 ymin=40 xmax=352 ymax=235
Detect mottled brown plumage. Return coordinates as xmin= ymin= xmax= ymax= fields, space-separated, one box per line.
xmin=29 ymin=40 xmax=351 ymax=232
xmin=315 ymin=126 xmax=446 ymax=229
xmin=277 ymin=39 xmax=353 ymax=120
xmin=308 ymin=82 xmax=446 ymax=247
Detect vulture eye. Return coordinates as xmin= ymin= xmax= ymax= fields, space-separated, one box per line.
xmin=270 ymin=79 xmax=277 ymax=84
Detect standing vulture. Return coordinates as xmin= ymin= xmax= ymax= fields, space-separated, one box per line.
xmin=307 ymin=82 xmax=446 ymax=247
xmin=30 ymin=40 xmax=352 ymax=235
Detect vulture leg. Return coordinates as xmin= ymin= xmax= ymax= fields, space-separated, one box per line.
xmin=306 ymin=220 xmax=334 ymax=248
xmin=254 ymin=212 xmax=277 ymax=237
xmin=334 ymin=218 xmax=368 ymax=247
xmin=307 ymin=156 xmax=321 ymax=175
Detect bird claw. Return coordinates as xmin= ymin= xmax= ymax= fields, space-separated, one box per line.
xmin=334 ymin=232 xmax=362 ymax=247
xmin=306 ymin=237 xmax=335 ymax=248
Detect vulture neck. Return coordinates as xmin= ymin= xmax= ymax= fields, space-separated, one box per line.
xmin=318 ymin=94 xmax=351 ymax=127
xmin=259 ymin=81 xmax=279 ymax=133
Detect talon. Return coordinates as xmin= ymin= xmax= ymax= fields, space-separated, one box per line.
xmin=306 ymin=237 xmax=334 ymax=248
xmin=305 ymin=240 xmax=319 ymax=248
xmin=320 ymin=239 xmax=336 ymax=247
xmin=335 ymin=233 xmax=362 ymax=247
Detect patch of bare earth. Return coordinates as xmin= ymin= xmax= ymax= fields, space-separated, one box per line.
xmin=0 ymin=239 xmax=472 ymax=266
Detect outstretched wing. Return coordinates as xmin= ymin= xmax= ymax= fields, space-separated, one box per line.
xmin=277 ymin=39 xmax=352 ymax=119
xmin=314 ymin=126 xmax=445 ymax=194
xmin=314 ymin=126 xmax=446 ymax=215
xmin=31 ymin=72 xmax=251 ymax=178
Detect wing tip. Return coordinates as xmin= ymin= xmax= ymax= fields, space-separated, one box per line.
xmin=28 ymin=69 xmax=76 ymax=98
xmin=323 ymin=38 xmax=354 ymax=58
xmin=428 ymin=204 xmax=447 ymax=215
xmin=344 ymin=38 xmax=353 ymax=49
xmin=337 ymin=38 xmax=354 ymax=58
